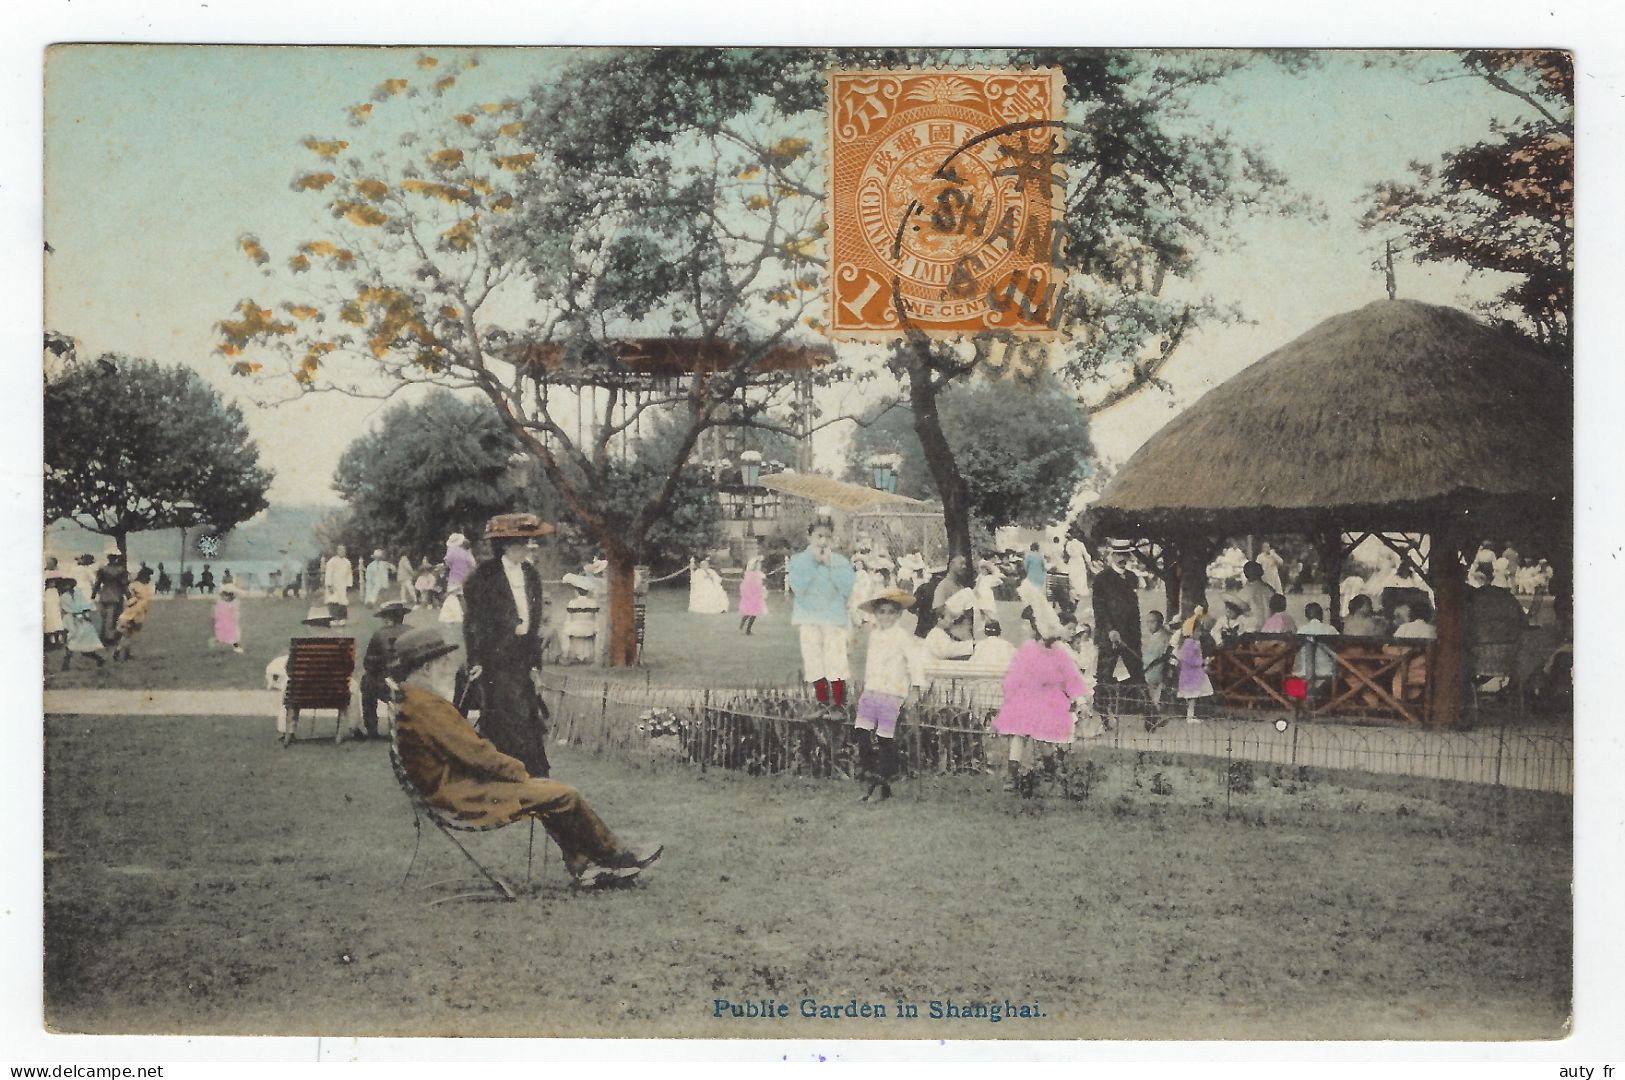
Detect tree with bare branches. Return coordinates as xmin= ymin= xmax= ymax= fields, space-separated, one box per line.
xmin=217 ymin=51 xmax=841 ymax=665
xmin=1363 ymin=50 xmax=1573 ymax=362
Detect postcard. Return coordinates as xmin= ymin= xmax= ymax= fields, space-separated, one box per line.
xmin=38 ymin=41 xmax=1580 ymax=1047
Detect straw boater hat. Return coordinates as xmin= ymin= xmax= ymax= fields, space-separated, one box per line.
xmin=1107 ymin=538 xmax=1135 ymax=553
xmin=1182 ymin=606 xmax=1207 ymax=637
xmin=860 ymin=587 xmax=915 ymax=613
xmin=301 ymin=604 xmax=335 ymax=626
xmin=483 ymin=512 xmax=555 ymax=539
xmin=375 ymin=592 xmax=410 ymax=617
xmin=1221 ymin=593 xmax=1248 ymax=614
xmin=372 ymin=548 xmax=386 ymax=559
xmin=389 ymin=626 xmax=461 ymax=680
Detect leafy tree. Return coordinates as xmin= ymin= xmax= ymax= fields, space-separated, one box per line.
xmin=218 ymin=50 xmax=840 ymax=665
xmin=331 ymin=390 xmax=542 ymax=558
xmin=1363 ymin=50 xmax=1573 ymax=360
xmin=846 ymin=372 xmax=1093 ymax=534
xmin=44 ymin=353 xmax=274 ymax=557
xmin=559 ymin=49 xmax=1310 ymax=561
xmin=559 ymin=458 xmax=723 ymax=577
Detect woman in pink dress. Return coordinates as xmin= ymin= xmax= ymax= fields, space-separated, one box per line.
xmin=737 ymin=556 xmax=767 ymax=635
xmin=993 ymin=605 xmax=1091 ymax=796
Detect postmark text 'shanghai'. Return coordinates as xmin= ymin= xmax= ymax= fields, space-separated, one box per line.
xmin=827 ymin=68 xmax=1065 ymax=340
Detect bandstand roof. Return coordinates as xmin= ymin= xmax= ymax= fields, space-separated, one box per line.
xmin=507 ymin=337 xmax=833 ymax=388
xmin=1087 ymin=299 xmax=1573 ymax=538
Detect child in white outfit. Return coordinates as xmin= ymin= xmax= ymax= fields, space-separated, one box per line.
xmin=852 ymin=588 xmax=927 ymax=802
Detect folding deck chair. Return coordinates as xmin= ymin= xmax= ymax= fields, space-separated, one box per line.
xmin=279 ymin=636 xmax=356 ymax=745
xmin=387 ymin=735 xmax=539 ymax=905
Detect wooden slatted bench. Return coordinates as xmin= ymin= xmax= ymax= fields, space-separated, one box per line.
xmin=1212 ymin=633 xmax=1435 ymax=726
xmin=281 ymin=636 xmax=357 ymax=745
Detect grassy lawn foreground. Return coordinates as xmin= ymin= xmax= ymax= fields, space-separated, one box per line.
xmin=43 ymin=714 xmax=1570 ymax=1040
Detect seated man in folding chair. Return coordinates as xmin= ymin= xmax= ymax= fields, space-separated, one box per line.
xmin=390 ymin=625 xmax=663 ymax=889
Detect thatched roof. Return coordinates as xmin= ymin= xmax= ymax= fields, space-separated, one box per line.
xmin=759 ymin=472 xmax=930 ymax=513
xmin=507 ymin=338 xmax=832 ymax=387
xmin=1088 ymin=299 xmax=1573 ymax=537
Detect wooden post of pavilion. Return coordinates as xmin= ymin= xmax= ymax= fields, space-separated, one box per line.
xmin=1313 ymin=530 xmax=1345 ymax=630
xmin=1427 ymin=523 xmax=1467 ymax=727
xmin=1157 ymin=536 xmax=1182 ymax=622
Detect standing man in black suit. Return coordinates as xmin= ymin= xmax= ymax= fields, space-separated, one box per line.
xmin=462 ymin=513 xmax=554 ymax=778
xmin=1091 ymin=538 xmax=1146 ymax=686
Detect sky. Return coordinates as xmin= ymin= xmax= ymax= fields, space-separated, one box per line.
xmin=42 ymin=45 xmax=1545 ymax=506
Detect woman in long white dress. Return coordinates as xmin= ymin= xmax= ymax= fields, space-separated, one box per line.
xmin=687 ymin=558 xmax=730 ymax=614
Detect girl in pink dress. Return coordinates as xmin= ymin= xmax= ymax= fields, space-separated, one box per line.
xmin=993 ymin=606 xmax=1091 ymax=796
xmin=212 ymin=586 xmax=244 ymax=654
xmin=737 ymin=556 xmax=767 ymax=634
xmin=1175 ymin=607 xmax=1216 ymax=723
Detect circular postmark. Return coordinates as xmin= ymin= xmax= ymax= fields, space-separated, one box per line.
xmin=886 ymin=118 xmax=1067 ymax=338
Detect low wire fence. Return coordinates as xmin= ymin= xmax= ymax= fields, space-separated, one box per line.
xmin=537 ymin=672 xmax=1573 ymax=798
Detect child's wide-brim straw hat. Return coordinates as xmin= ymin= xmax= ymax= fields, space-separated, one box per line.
xmin=1182 ymin=606 xmax=1207 ymax=637
xmin=860 ymin=587 xmax=916 ymax=613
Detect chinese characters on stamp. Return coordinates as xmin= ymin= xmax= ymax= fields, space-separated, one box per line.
xmin=827 ymin=69 xmax=1065 ymax=339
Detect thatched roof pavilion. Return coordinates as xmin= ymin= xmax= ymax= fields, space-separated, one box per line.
xmin=1090 ymin=299 xmax=1571 ymax=539
xmin=1085 ymin=299 xmax=1572 ymax=726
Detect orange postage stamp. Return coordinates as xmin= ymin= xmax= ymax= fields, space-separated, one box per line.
xmin=827 ymin=68 xmax=1065 ymax=340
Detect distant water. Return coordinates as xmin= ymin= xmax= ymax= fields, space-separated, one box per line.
xmin=145 ymin=559 xmax=311 ymax=592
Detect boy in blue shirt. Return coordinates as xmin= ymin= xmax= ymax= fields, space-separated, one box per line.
xmin=787 ymin=516 xmax=856 ymax=712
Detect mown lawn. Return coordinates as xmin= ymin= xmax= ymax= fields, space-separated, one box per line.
xmin=43 ymin=588 xmax=804 ymax=693
xmin=42 ymin=714 xmax=1570 ymax=1040
xmin=42 ymin=582 xmax=1218 ymax=692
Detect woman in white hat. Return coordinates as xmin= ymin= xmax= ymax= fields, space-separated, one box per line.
xmin=363 ymin=548 xmax=392 ymax=607
xmin=687 ymin=556 xmax=729 ymax=615
xmin=323 ymin=545 xmax=353 ymax=625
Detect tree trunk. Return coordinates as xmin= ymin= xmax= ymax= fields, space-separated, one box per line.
xmin=907 ymin=368 xmax=973 ymax=562
xmin=1176 ymin=536 xmax=1219 ymax=621
xmin=603 ymin=548 xmax=638 ymax=668
xmin=1159 ymin=537 xmax=1182 ymax=619
xmin=1427 ymin=524 xmax=1466 ymax=728
xmin=1314 ymin=531 xmax=1345 ymax=630
xmin=112 ymin=528 xmax=128 ymax=564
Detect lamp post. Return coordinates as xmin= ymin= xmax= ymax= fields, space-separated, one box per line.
xmin=739 ymin=451 xmax=763 ymax=551
xmin=868 ymin=451 xmax=900 ymax=494
xmin=740 ymin=450 xmax=762 ymax=490
xmin=175 ymin=500 xmax=197 ymax=585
